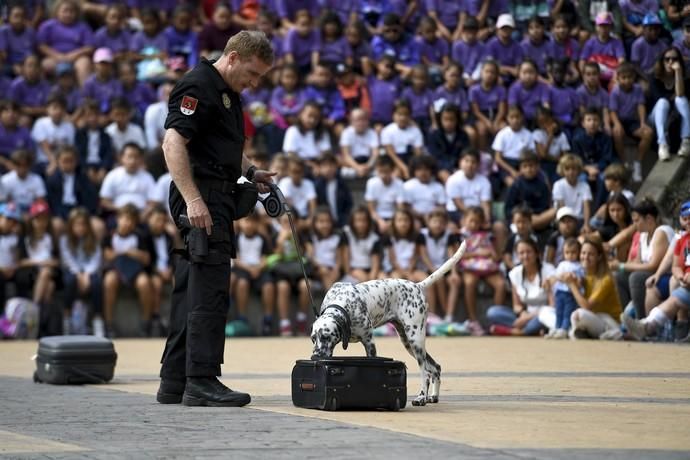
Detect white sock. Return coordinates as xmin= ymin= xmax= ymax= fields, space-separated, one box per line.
xmin=296 ymin=312 xmax=307 ymax=322
xmin=644 ymin=307 xmax=670 ymax=333
xmin=280 ymin=319 xmax=291 ymax=327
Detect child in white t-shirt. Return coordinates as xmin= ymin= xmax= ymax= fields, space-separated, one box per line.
xmin=546 ymin=238 xmax=584 ymax=339
xmin=533 ymin=106 xmax=570 ymax=183
xmin=492 ymin=105 xmax=534 ymax=187
xmin=0 ymin=149 xmax=46 ymax=214
xmin=339 ymin=108 xmax=379 ymax=178
xmin=276 ymin=155 xmax=317 ymax=231
xmin=364 ymin=155 xmax=404 ymax=234
xmin=380 ymin=99 xmax=424 ymax=179
xmin=282 ymin=102 xmax=332 ymax=171
xmin=399 ymin=155 xmax=446 ymax=226
xmin=30 ymin=95 xmax=75 ymax=176
xmin=99 ymin=143 xmax=155 ymax=214
xmin=105 ymin=97 xmax=147 ymax=155
xmin=552 ymin=154 xmax=592 ymax=233
xmin=444 ymin=148 xmax=493 ymax=225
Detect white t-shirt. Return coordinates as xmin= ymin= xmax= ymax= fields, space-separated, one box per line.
xmin=421 ymin=228 xmax=451 ymax=269
xmin=0 ymin=171 xmax=46 ymax=208
xmin=311 ymin=232 xmax=343 ymax=268
xmin=144 ymin=100 xmax=168 ymax=150
xmin=31 ymin=116 xmax=76 ymax=164
xmin=105 ymin=122 xmax=147 ymax=154
xmin=282 ymin=125 xmax=331 ymax=160
xmin=508 ymin=262 xmax=556 ymax=309
xmin=148 ymin=173 xmax=172 ymax=214
xmin=111 ymin=233 xmax=139 ymax=254
xmin=400 ymin=178 xmax=446 ymax=215
xmin=277 ymin=176 xmax=316 ymax=218
xmin=491 ymin=126 xmax=535 ymax=161
xmin=339 ymin=126 xmax=379 ymax=160
xmin=380 ymin=122 xmax=423 ymax=154
xmin=0 ymin=234 xmax=19 ymax=269
xmin=343 ymin=227 xmax=380 ymax=270
xmin=236 ymin=233 xmax=267 ymax=267
xmin=639 ymin=225 xmax=675 ymax=264
xmin=532 ymin=129 xmax=570 ymax=160
xmin=100 ymin=166 xmax=156 ymax=211
xmin=364 ymin=176 xmax=404 ymax=219
xmin=552 ymin=178 xmax=592 ymax=219
xmin=444 ymin=170 xmax=492 ymax=212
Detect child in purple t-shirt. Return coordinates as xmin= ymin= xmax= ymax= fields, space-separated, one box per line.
xmin=414 ymin=16 xmax=450 ymax=80
xmin=367 ymin=55 xmax=401 ymax=128
xmin=0 ymin=5 xmax=37 ymax=76
xmin=270 ymin=64 xmax=305 ymax=127
xmin=344 ymin=20 xmax=372 ymax=75
xmin=93 ymin=5 xmax=131 ymax=60
xmin=10 ymin=54 xmax=51 ymax=122
xmin=0 ymin=101 xmax=34 ymax=169
xmin=577 ymin=62 xmax=611 ymax=134
xmin=508 ymin=60 xmax=549 ymax=127
xmin=129 ymin=8 xmax=168 ymax=61
xmin=520 ymin=17 xmax=551 ymax=75
xmin=609 ymin=62 xmax=653 ymax=182
xmin=283 ymin=10 xmax=318 ymax=73
xmin=400 ymin=65 xmax=434 ymax=135
xmin=579 ymin=12 xmax=625 ymax=83
xmin=469 ymin=60 xmax=507 ymax=150
xmin=302 ymin=62 xmax=346 ymax=129
xmin=81 ymin=48 xmax=123 ymax=115
xmin=548 ymin=15 xmax=581 ymax=85
xmin=163 ymin=6 xmax=199 ymax=69
xmin=119 ymin=61 xmax=156 ymax=124
xmin=545 ymin=60 xmax=579 ymax=136
xmin=36 ymin=0 xmax=94 ymax=85
xmin=631 ymin=14 xmax=668 ymax=74
xmin=433 ymin=63 xmax=471 ymax=127
xmin=315 ymin=11 xmax=352 ymax=67
xmin=451 ymin=17 xmax=485 ymax=87
xmin=486 ymin=14 xmax=524 ymax=80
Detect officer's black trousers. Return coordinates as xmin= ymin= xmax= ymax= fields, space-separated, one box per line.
xmin=160 ymin=255 xmax=232 ymax=379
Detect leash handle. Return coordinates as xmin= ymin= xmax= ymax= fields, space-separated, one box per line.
xmin=284 ymin=205 xmax=319 ymax=318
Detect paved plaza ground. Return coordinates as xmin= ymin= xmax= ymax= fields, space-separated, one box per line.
xmin=1 ymin=337 xmax=689 ymax=459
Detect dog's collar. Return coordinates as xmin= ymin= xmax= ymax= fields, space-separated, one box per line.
xmin=322 ymin=304 xmax=352 ymax=349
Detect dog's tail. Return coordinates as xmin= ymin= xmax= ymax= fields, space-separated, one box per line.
xmin=417 ymin=240 xmax=466 ymax=291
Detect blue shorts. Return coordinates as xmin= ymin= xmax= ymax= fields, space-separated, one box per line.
xmin=671 ymin=285 xmax=690 ymax=307
xmin=657 ymin=273 xmax=671 ymax=299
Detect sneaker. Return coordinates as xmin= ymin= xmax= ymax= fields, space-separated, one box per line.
xmin=544 ymin=329 xmax=557 ymax=339
xmin=632 ymin=161 xmax=642 ymax=183
xmin=679 ymin=138 xmax=690 ymax=157
xmin=262 ymin=316 xmax=273 ymax=336
xmin=467 ymin=320 xmax=485 ymax=336
xmin=92 ymin=317 xmax=105 ymax=338
xmin=489 ymin=324 xmax=513 ymax=336
xmin=599 ymin=328 xmax=623 ymax=340
xmin=658 ymin=144 xmax=671 ymax=161
xmin=280 ymin=320 xmax=292 ymax=337
xmin=621 ymin=314 xmax=648 ymax=341
xmin=552 ymin=328 xmax=568 ymax=339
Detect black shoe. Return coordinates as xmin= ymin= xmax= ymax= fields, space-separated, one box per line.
xmin=182 ymin=377 xmax=251 ymax=407
xmin=157 ymin=378 xmax=186 ymax=404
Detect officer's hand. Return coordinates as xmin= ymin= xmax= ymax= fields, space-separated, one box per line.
xmin=187 ymin=198 xmax=213 ymax=235
xmin=253 ymin=169 xmax=277 ymax=193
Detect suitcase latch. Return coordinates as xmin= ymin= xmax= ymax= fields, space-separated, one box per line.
xmin=300 ymin=382 xmax=316 ymax=391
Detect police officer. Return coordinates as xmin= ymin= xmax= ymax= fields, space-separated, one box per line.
xmin=157 ymin=31 xmax=274 ymax=407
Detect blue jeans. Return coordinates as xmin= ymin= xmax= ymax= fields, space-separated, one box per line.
xmin=555 ymin=290 xmax=578 ymax=330
xmin=648 ymin=96 xmax=690 ymax=145
xmin=486 ymin=305 xmax=543 ymax=336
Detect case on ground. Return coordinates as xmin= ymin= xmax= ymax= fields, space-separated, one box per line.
xmin=291 ymin=356 xmax=407 ymax=411
xmin=34 ymin=335 xmax=117 ymax=384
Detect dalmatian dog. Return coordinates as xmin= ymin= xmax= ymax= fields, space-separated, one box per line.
xmin=310 ymin=241 xmax=466 ymax=406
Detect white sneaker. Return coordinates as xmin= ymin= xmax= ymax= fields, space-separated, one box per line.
xmin=544 ymin=329 xmax=556 ymax=339
xmin=92 ymin=317 xmax=105 ymax=338
xmin=552 ymin=328 xmax=568 ymax=339
xmin=599 ymin=328 xmax=623 ymax=340
xmin=632 ymin=161 xmax=642 ymax=183
xmin=679 ymin=138 xmax=690 ymax=157
xmin=621 ymin=313 xmax=648 ymax=341
xmin=658 ymin=144 xmax=671 ymax=161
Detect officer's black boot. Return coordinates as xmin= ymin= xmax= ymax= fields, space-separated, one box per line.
xmin=182 ymin=377 xmax=251 ymax=407
xmin=157 ymin=379 xmax=186 ymax=404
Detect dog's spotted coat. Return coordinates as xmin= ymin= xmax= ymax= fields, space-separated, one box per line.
xmin=311 ymin=242 xmax=466 ymax=406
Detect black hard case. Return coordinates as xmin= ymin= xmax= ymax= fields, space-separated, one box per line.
xmin=34 ymin=335 xmax=117 ymax=384
xmin=291 ymin=357 xmax=407 ymax=411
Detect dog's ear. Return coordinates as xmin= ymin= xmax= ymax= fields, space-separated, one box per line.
xmin=333 ymin=314 xmax=350 ymax=350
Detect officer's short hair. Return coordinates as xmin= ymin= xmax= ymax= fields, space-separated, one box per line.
xmin=223 ymin=30 xmax=274 ymax=65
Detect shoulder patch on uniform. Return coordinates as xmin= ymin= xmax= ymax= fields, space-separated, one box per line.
xmin=180 ymin=95 xmax=198 ymax=116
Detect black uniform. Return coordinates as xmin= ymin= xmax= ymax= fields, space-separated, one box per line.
xmin=160 ymin=58 xmax=245 ymax=380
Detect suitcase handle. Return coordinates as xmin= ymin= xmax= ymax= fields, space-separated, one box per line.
xmin=300 ymin=382 xmax=316 ymax=391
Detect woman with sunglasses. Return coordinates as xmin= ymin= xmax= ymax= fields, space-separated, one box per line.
xmin=648 ymin=46 xmax=690 ymax=160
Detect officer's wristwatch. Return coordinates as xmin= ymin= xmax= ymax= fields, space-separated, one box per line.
xmin=245 ymin=165 xmax=257 ymax=181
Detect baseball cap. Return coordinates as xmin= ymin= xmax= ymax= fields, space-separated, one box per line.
xmin=0 ymin=202 xmax=21 ymax=221
xmin=93 ymin=47 xmax=114 ymax=64
xmin=556 ymin=206 xmax=578 ymax=222
xmin=55 ymin=61 xmax=74 ymax=76
xmin=595 ymin=12 xmax=613 ymax=26
xmin=680 ymin=200 xmax=690 ymax=218
xmin=29 ymin=199 xmax=50 ymax=218
xmin=496 ymin=14 xmax=515 ymax=29
xmin=642 ymin=13 xmax=661 ymax=26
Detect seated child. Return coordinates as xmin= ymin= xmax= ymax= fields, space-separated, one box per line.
xmin=381 ymin=208 xmax=428 ymax=282
xmin=419 ymin=209 xmax=455 ymax=316
xmin=380 ymin=98 xmax=424 ymax=179
xmin=545 ymin=207 xmax=581 ymax=265
xmin=305 ymin=207 xmax=345 ymax=292
xmin=276 ymin=155 xmax=317 ymax=231
xmin=74 ymin=99 xmax=115 ymax=187
xmin=146 ymin=205 xmax=173 ymax=337
xmin=339 ymin=108 xmax=379 ymax=178
xmin=591 ymin=163 xmax=635 ymax=227
xmin=342 ymin=206 xmax=382 ymax=283
xmin=546 ymin=237 xmax=584 ymax=339
xmin=0 ymin=149 xmax=46 ymax=215
xmin=552 ymin=154 xmax=593 ymax=232
xmin=399 ymin=156 xmax=446 ymax=226
xmin=502 ymin=205 xmax=539 ymax=271
xmin=364 ymin=155 xmax=404 ymax=234
xmin=492 ymin=105 xmax=535 ymax=188
xmin=504 ymin=151 xmax=556 ymax=231
xmin=0 ymin=203 xmax=21 ymax=312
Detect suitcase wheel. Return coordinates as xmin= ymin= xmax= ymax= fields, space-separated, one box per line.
xmin=390 ymin=397 xmax=401 ymax=412
xmin=326 ymin=396 xmax=338 ymax=411
xmin=33 ymin=371 xmax=41 ymax=384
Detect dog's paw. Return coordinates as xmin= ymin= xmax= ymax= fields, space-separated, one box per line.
xmin=427 ymin=395 xmax=439 ymax=404
xmin=411 ymin=396 xmax=427 ymax=406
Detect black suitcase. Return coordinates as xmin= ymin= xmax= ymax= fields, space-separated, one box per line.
xmin=33 ymin=335 xmax=117 ymax=384
xmin=291 ymin=357 xmax=407 ymax=411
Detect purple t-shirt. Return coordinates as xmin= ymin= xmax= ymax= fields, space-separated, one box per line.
xmin=580 ymin=37 xmax=625 ymax=62
xmin=548 ymin=36 xmax=581 ymax=62
xmin=122 ymin=81 xmax=156 ymax=117
xmin=81 ymin=75 xmax=124 ymax=113
xmin=349 ymin=40 xmax=372 ymax=62
xmin=486 ymin=36 xmax=524 ymax=67
xmin=674 ymin=37 xmax=690 ymax=71
xmin=317 ymin=34 xmax=352 ymax=63
xmin=433 ymin=85 xmax=470 ymax=112
xmin=127 ymin=0 xmax=177 ymax=13
xmin=520 ymin=38 xmax=551 ymax=74
xmin=451 ymin=39 xmax=486 ymax=76
xmin=620 ymin=0 xmax=659 ymax=24
xmin=276 ymin=0 xmax=319 ymax=20
xmin=547 ymin=85 xmax=579 ymax=125
xmin=631 ymin=36 xmax=668 ymax=73
xmin=609 ymin=83 xmax=644 ymax=121
xmin=367 ymin=75 xmax=401 ymax=123
xmin=93 ymin=26 xmax=131 ymax=54
xmin=242 ymin=87 xmax=271 ymax=107
xmin=488 ymin=0 xmax=510 ymax=17
xmin=36 ymin=19 xmax=93 ymax=53
xmin=371 ymin=34 xmax=420 ymax=66
xmin=400 ymin=86 xmax=434 ymax=119
xmin=270 ymin=86 xmax=306 ymax=118
xmin=576 ymin=84 xmax=609 ymax=111
xmin=0 ymin=25 xmax=36 ymax=65
xmin=0 ymin=123 xmax=33 ymax=158
xmin=270 ymin=34 xmax=284 ymax=59
xmin=9 ymin=77 xmax=50 ymax=108
xmin=507 ymin=81 xmax=549 ymax=121
xmin=425 ymin=0 xmax=462 ymax=29
xmin=50 ymin=84 xmax=80 ymax=113
xmin=469 ymin=83 xmax=507 ymax=113
xmin=461 ymin=0 xmax=484 ymax=16
xmin=414 ymin=36 xmax=449 ymax=65
xmin=129 ymin=30 xmax=168 ymax=53
xmin=283 ymin=28 xmax=318 ymax=67
xmin=163 ymin=26 xmax=199 ymax=68
xmin=302 ymin=85 xmax=346 ymax=121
